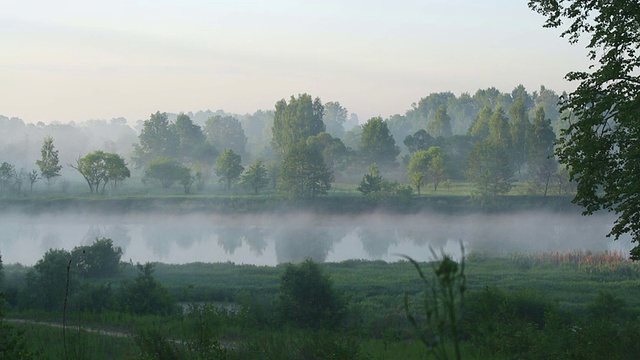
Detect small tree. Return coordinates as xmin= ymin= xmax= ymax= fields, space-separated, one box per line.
xmin=27 ymin=169 xmax=39 ymax=194
xmin=36 ymin=136 xmax=62 ymax=187
xmin=427 ymin=147 xmax=448 ymax=191
xmin=278 ymin=259 xmax=344 ymax=329
xmin=215 ymin=149 xmax=244 ymax=190
xmin=119 ymin=263 xmax=176 ymax=316
xmin=70 ymin=151 xmax=130 ymax=194
xmin=104 ymin=153 xmax=131 ymax=190
xmin=407 ymin=151 xmax=429 ymax=195
xmin=180 ymin=171 xmax=196 ymax=194
xmin=0 ymin=162 xmax=15 ymax=192
xmin=357 ymin=163 xmax=382 ymax=195
xmin=241 ymin=159 xmax=270 ymax=194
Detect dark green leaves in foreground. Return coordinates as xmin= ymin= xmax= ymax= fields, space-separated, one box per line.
xmin=529 ymin=0 xmax=640 ymax=258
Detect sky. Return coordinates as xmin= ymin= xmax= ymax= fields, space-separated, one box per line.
xmin=0 ymin=0 xmax=591 ymax=125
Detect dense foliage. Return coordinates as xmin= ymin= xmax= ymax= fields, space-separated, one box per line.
xmin=529 ymin=0 xmax=640 ymax=259
xmin=278 ymin=259 xmax=345 ymax=329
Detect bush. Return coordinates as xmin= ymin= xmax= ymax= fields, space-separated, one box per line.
xmin=278 ymin=259 xmax=345 ymax=329
xmin=21 ymin=249 xmax=73 ymax=311
xmin=71 ymin=238 xmax=123 ymax=279
xmin=119 ymin=263 xmax=177 ymax=316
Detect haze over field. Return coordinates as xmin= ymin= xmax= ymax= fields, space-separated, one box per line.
xmin=1 ymin=0 xmax=590 ymax=124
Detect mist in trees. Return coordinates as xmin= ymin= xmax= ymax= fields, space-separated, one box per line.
xmin=271 ymin=94 xmax=325 ymax=154
xmin=70 ymin=151 xmax=131 ymax=194
xmin=0 ymin=83 xmax=570 ymax=200
xmin=359 ymin=116 xmax=400 ymax=169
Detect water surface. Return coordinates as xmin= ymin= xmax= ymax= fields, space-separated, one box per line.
xmin=0 ymin=211 xmax=631 ymax=266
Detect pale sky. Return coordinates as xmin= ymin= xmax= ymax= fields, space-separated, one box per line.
xmin=0 ymin=0 xmax=589 ymax=124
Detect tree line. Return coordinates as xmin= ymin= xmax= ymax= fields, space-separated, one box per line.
xmin=0 ymin=84 xmax=573 ymax=202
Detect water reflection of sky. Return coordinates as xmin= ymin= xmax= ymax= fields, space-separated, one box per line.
xmin=0 ymin=212 xmax=632 ymax=266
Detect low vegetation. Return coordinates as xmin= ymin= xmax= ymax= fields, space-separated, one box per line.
xmin=1 ymin=242 xmax=639 ymax=359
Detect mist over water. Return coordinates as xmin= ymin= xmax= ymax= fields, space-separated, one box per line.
xmin=0 ymin=211 xmax=631 ymax=266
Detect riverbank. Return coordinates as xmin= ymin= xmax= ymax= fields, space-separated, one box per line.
xmin=0 ymin=193 xmax=580 ymax=215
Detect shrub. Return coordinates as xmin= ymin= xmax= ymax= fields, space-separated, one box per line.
xmin=278 ymin=259 xmax=345 ymax=329
xmin=119 ymin=263 xmax=177 ymax=316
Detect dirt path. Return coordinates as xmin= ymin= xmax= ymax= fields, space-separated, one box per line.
xmin=6 ymin=318 xmax=236 ymax=349
xmin=6 ymin=318 xmax=134 ymax=339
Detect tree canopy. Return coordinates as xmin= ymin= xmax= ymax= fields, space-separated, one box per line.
xmin=133 ymin=112 xmax=179 ymax=167
xmin=359 ymin=117 xmax=400 ymax=168
xmin=204 ymin=115 xmax=248 ymax=160
xmin=529 ymin=1 xmax=640 ymax=258
xmin=143 ymin=157 xmax=190 ymax=189
xmin=70 ymin=150 xmax=130 ymax=194
xmin=272 ymin=94 xmax=325 ymax=154
xmin=322 ymin=101 xmax=349 ymax=138
xmin=278 ymin=142 xmax=332 ymax=198
xmin=133 ymin=112 xmax=214 ymax=168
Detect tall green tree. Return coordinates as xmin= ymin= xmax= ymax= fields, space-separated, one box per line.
xmin=468 ymin=106 xmax=493 ymax=141
xmin=359 ymin=117 xmax=400 ymax=168
xmin=171 ymin=113 xmax=210 ymax=164
xmin=466 ymin=107 xmax=515 ymax=204
xmin=509 ymin=96 xmax=531 ymax=176
xmin=487 ymin=107 xmax=511 ymax=148
xmin=215 ymin=149 xmax=244 ymax=190
xmin=278 ymin=142 xmax=332 ymax=198
xmin=36 ymin=136 xmax=62 ymax=187
xmin=272 ymin=94 xmax=325 ymax=154
xmin=241 ymin=159 xmax=270 ymax=194
xmin=529 ymin=1 xmax=640 ymax=257
xmin=527 ymin=106 xmax=557 ymax=171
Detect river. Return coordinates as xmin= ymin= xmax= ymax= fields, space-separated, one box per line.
xmin=0 ymin=211 xmax=631 ymax=265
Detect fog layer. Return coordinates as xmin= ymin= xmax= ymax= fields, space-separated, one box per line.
xmin=0 ymin=211 xmax=630 ymax=266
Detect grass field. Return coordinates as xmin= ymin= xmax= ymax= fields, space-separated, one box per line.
xmin=3 ymin=249 xmax=639 ymax=359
